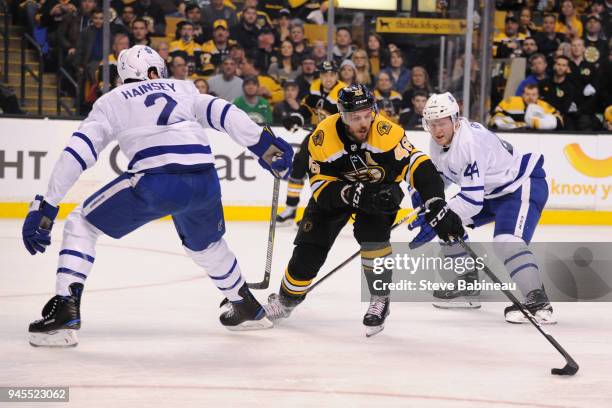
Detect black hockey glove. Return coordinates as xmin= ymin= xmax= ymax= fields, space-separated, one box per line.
xmin=282 ymin=114 xmax=303 ymax=131
xmin=424 ymin=198 xmax=465 ymax=243
xmin=343 ymin=182 xmax=404 ymax=214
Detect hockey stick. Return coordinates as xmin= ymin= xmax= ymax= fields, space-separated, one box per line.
xmin=304 ymin=205 xmax=424 ymax=295
xmin=456 ymin=238 xmax=579 ymax=376
xmin=247 ymin=177 xmax=281 ymax=289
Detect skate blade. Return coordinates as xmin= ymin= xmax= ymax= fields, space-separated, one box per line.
xmin=225 ymin=316 xmax=274 ymax=331
xmin=505 ymin=312 xmax=557 ymax=325
xmin=432 ymin=299 xmax=481 ymax=309
xmin=365 ymin=324 xmax=385 ymax=337
xmin=276 ymin=219 xmax=295 ymax=227
xmin=29 ymin=329 xmax=79 ymax=347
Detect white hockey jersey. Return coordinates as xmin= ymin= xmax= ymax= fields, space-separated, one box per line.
xmin=428 ymin=118 xmax=542 ymax=222
xmin=45 ymin=79 xmax=262 ymax=206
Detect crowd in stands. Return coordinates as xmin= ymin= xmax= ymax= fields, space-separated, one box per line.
xmin=4 ymin=0 xmax=612 ymax=131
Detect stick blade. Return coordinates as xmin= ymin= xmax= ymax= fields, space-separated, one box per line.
xmin=247 ymin=281 xmax=269 ymax=290
xmin=551 ymin=362 xmax=579 ymax=376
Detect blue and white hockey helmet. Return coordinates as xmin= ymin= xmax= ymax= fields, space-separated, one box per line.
xmin=422 ymin=92 xmax=460 ymax=130
xmin=118 ymin=45 xmax=168 ymax=82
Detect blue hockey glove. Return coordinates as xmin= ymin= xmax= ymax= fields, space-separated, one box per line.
xmin=407 ymin=212 xmax=436 ymax=249
xmin=22 ymin=195 xmax=59 ymax=255
xmin=248 ymin=127 xmax=294 ymax=179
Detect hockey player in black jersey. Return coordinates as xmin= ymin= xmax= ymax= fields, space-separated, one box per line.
xmin=264 ymin=84 xmax=465 ymax=336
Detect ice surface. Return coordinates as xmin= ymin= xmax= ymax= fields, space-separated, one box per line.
xmin=1 ymin=219 xmax=611 ymax=407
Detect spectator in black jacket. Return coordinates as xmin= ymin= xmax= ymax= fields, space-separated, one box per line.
xmin=273 ymin=80 xmax=301 ymax=125
xmin=295 ymin=54 xmax=317 ymax=100
xmin=535 ymin=14 xmax=567 ymax=62
xmin=540 ymin=56 xmax=580 ymax=129
xmin=399 ymin=90 xmax=427 ymax=130
xmin=134 ymin=0 xmax=166 ymax=36
xmin=231 ymin=6 xmax=260 ymax=51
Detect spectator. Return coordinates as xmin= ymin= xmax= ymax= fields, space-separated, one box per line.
xmin=380 ymin=50 xmax=411 ymax=93
xmin=295 ymin=54 xmax=317 ymax=99
xmin=230 ymin=43 xmax=246 ymax=76
xmin=201 ymin=19 xmax=236 ymax=72
xmin=202 ymin=0 xmax=237 ymax=33
xmin=374 ymin=71 xmax=402 ymax=124
xmin=115 ymin=4 xmax=136 ymax=32
xmin=233 ymin=76 xmax=273 ymax=125
xmin=277 ymin=8 xmax=291 ymax=42
xmin=556 ymin=0 xmax=583 ymax=39
xmin=493 ymin=14 xmax=527 ymax=58
xmin=492 ymin=84 xmax=563 ymax=130
xmin=332 ymin=27 xmax=356 ymax=65
xmin=75 ymin=8 xmax=104 ymax=92
xmin=170 ymin=21 xmax=202 ymax=57
xmin=536 ymin=14 xmax=567 ymax=61
xmin=311 ymin=40 xmax=326 ymax=65
xmin=96 ymin=32 xmax=130 ymax=91
xmin=518 ymin=6 xmax=537 ymax=37
xmin=134 ymin=0 xmax=166 ymax=36
xmin=399 ymin=90 xmax=428 ymax=130
xmin=273 ymin=79 xmax=301 ymax=125
xmin=256 ymin=28 xmax=277 ymax=73
xmin=583 ymin=15 xmax=607 ymax=67
xmin=169 ymin=54 xmax=188 ymax=80
xmin=268 ymin=40 xmax=301 ymax=83
xmin=289 ymin=0 xmax=326 ymax=23
xmin=540 ymin=56 xmax=579 ymax=128
xmin=39 ymin=0 xmax=78 ymax=65
xmin=0 ymin=84 xmax=25 ymax=114
xmin=289 ymin=20 xmax=311 ymax=59
xmin=231 ymin=6 xmax=260 ymax=50
xmin=154 ymin=40 xmax=171 ymax=72
xmin=207 ymin=56 xmax=244 ymax=102
xmin=185 ymin=4 xmax=205 ymax=43
xmin=131 ymin=18 xmax=151 ymax=46
xmin=339 ymin=59 xmax=357 ymax=86
xmin=260 ymin=0 xmax=285 ymax=21
xmin=568 ymin=37 xmax=600 ymax=129
xmin=351 ymin=49 xmax=373 ymax=88
xmin=58 ymin=0 xmax=97 ymax=61
xmin=240 ymin=54 xmax=284 ymax=104
xmin=237 ymin=0 xmax=273 ymax=30
xmin=522 ymin=37 xmax=539 ymax=61
xmin=194 ymin=78 xmax=210 ymax=94
xmin=401 ymin=65 xmax=432 ymax=114
xmin=516 ymin=53 xmax=549 ymax=95
xmin=366 ymin=32 xmax=388 ymax=76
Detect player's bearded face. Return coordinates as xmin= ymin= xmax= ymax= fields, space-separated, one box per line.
xmin=344 ymin=109 xmax=374 ymax=142
xmin=426 ymin=117 xmax=455 ymax=146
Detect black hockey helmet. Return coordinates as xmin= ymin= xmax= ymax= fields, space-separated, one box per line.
xmin=337 ymin=84 xmax=376 ymax=114
xmin=318 ymin=60 xmax=338 ymax=73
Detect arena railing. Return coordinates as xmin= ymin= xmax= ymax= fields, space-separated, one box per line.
xmin=21 ymin=33 xmax=43 ymax=116
xmin=1 ymin=1 xmax=9 ymax=83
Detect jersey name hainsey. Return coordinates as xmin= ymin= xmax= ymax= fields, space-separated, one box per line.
xmin=429 ymin=118 xmax=542 ymax=221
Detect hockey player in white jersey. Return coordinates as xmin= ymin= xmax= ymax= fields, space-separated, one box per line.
xmin=409 ymin=92 xmax=555 ymax=324
xmin=22 ymin=45 xmax=294 ymax=347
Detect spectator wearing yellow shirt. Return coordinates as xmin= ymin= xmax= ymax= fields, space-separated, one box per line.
xmin=200 ymin=19 xmax=236 ymax=73
xmin=556 ymin=0 xmax=583 ymax=39
xmin=170 ymin=21 xmax=202 ymax=57
xmin=492 ymin=84 xmax=563 ymax=130
xmin=493 ymin=15 xmax=527 ymax=59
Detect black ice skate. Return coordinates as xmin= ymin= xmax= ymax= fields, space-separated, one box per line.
xmin=220 ymin=284 xmax=273 ymax=331
xmin=432 ymin=269 xmax=481 ymax=309
xmin=262 ymin=292 xmax=299 ymax=321
xmin=505 ymin=287 xmax=556 ymax=325
xmin=363 ymin=295 xmax=390 ymax=337
xmin=275 ymin=207 xmax=297 ymax=227
xmin=29 ymin=283 xmax=83 ymax=347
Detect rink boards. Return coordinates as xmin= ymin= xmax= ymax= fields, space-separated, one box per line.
xmin=0 ymin=117 xmax=610 ymax=224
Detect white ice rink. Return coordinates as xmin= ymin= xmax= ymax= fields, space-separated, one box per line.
xmin=1 ymin=219 xmax=611 ymax=408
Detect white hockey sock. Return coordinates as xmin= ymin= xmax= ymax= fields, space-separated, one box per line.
xmin=185 ymin=239 xmax=245 ymax=301
xmin=440 ymin=234 xmax=472 ymax=275
xmin=494 ymin=234 xmax=543 ymax=298
xmin=56 ymin=206 xmax=102 ymax=296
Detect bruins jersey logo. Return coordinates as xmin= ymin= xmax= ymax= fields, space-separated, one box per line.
xmin=312 ymin=130 xmax=324 ymax=146
xmin=377 ymin=121 xmax=392 ymax=135
xmin=585 ymin=46 xmax=600 ymax=63
xmin=309 ymin=157 xmax=320 ymax=174
xmin=556 ymin=88 xmax=564 ymax=98
xmin=342 ymin=166 xmax=385 ymax=183
xmin=581 ymin=67 xmax=591 ymax=76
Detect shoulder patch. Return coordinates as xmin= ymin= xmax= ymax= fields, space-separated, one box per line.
xmin=394 ymin=135 xmax=414 ymax=161
xmin=377 ymin=120 xmax=392 ymax=135
xmin=312 ymin=130 xmax=324 ymax=146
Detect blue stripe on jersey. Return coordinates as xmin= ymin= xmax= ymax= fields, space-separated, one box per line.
xmin=206 ymin=97 xmax=220 ymax=131
xmin=64 ymin=147 xmax=87 ymax=171
xmin=59 ymin=249 xmax=95 ymax=263
xmin=220 ymin=103 xmax=231 ymax=131
xmin=210 ymin=258 xmax=237 ymax=280
xmin=72 ymin=132 xmax=98 ymax=160
xmin=136 ymin=162 xmax=214 ymax=174
xmin=218 ymin=276 xmax=243 ymax=291
xmin=461 ymin=186 xmax=485 ymax=191
xmin=457 ymin=193 xmax=483 ymax=206
xmin=128 ymin=144 xmax=213 ymax=170
xmin=57 ymin=267 xmax=87 ymax=280
xmin=489 ymin=154 xmax=531 ymax=195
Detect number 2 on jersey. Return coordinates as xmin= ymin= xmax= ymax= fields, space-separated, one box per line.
xmin=144 ymin=93 xmax=177 ymax=125
xmin=464 ymin=161 xmax=480 ymax=179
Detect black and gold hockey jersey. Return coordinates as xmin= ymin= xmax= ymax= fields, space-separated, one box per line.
xmin=306 ymin=113 xmax=444 ymax=211
xmin=299 ymin=79 xmax=347 ymax=126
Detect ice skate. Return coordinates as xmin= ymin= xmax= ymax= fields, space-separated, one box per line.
xmin=276 ymin=206 xmax=297 ymax=227
xmin=29 ymin=283 xmax=83 ymax=347
xmin=505 ymin=288 xmax=556 ymax=324
xmin=432 ymin=269 xmax=481 ymax=309
xmin=262 ymin=293 xmax=298 ymax=321
xmin=363 ymin=295 xmax=390 ymax=337
xmin=219 ymin=284 xmax=273 ymax=331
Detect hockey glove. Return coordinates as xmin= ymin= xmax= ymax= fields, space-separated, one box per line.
xmin=343 ymin=182 xmax=404 ymax=214
xmin=424 ymin=198 xmax=465 ymax=243
xmin=281 ymin=114 xmax=304 ymax=132
xmin=248 ymin=126 xmax=294 ymax=179
xmin=22 ymin=195 xmax=59 ymax=255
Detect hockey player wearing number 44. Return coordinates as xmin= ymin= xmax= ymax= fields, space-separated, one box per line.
xmin=262 ymin=84 xmax=466 ymax=337
xmin=22 ymin=45 xmax=294 ymax=347
xmin=408 ymin=92 xmax=556 ymax=325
